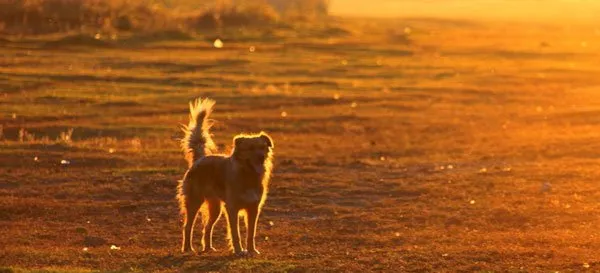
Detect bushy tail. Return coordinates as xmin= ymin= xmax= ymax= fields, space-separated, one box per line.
xmin=181 ymin=98 xmax=216 ymax=167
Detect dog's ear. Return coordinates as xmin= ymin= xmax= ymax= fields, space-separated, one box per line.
xmin=234 ymin=136 xmax=247 ymax=148
xmin=259 ymin=132 xmax=274 ymax=148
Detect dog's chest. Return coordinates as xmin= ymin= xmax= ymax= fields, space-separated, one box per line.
xmin=240 ymin=189 xmax=262 ymax=204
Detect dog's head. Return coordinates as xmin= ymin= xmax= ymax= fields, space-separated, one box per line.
xmin=232 ymin=132 xmax=274 ymax=174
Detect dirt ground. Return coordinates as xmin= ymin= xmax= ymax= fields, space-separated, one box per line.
xmin=2 ymin=18 xmax=600 ymax=272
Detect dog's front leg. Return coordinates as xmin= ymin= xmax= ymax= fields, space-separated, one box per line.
xmin=245 ymin=205 xmax=261 ymax=255
xmin=226 ymin=206 xmax=245 ymax=255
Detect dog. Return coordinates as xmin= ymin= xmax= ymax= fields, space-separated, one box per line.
xmin=177 ymin=98 xmax=274 ymax=256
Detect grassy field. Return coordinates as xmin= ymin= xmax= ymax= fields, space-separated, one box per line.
xmin=2 ymin=17 xmax=600 ymax=272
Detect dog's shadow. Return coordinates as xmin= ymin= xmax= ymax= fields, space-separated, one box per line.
xmin=155 ymin=252 xmax=244 ymax=272
xmin=183 ymin=256 xmax=235 ymax=272
xmin=155 ymin=252 xmax=295 ymax=272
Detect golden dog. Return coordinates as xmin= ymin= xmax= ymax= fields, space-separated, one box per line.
xmin=177 ymin=98 xmax=274 ymax=255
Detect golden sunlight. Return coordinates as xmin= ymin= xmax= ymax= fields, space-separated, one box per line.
xmin=331 ymin=0 xmax=600 ymax=21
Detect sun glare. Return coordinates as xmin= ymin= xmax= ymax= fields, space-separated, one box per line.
xmin=330 ymin=0 xmax=600 ymax=21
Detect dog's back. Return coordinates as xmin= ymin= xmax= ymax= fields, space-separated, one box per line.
xmin=183 ymin=155 xmax=231 ymax=201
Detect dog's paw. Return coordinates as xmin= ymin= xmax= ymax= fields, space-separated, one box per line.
xmin=181 ymin=249 xmax=198 ymax=256
xmin=201 ymin=247 xmax=217 ymax=253
xmin=248 ymin=248 xmax=261 ymax=255
xmin=233 ymin=249 xmax=249 ymax=257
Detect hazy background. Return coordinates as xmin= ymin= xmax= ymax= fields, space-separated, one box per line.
xmin=331 ymin=0 xmax=600 ymax=21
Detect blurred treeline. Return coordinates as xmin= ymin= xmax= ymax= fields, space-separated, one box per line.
xmin=0 ymin=0 xmax=330 ymax=35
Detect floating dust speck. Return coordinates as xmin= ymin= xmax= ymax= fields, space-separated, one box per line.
xmin=146 ymin=217 xmax=151 ymax=222
xmin=264 ymin=236 xmax=270 ymax=241
xmin=249 ymin=46 xmax=256 ymax=52
xmin=502 ymin=167 xmax=512 ymax=172
xmin=583 ymin=263 xmax=590 ymax=268
xmin=130 ymin=138 xmax=142 ymax=151
xmin=61 ymin=159 xmax=70 ymax=165
xmin=478 ymin=168 xmax=487 ymax=173
xmin=110 ymin=34 xmax=118 ymax=40
xmin=341 ymin=60 xmax=348 ymax=65
xmin=404 ymin=27 xmax=412 ymax=35
xmin=108 ymin=148 xmax=116 ymax=154
xmin=213 ymin=39 xmax=223 ymax=49
xmin=438 ymin=166 xmax=445 ymax=170
xmin=469 ymin=200 xmax=476 ymax=205
xmin=110 ymin=245 xmax=121 ymax=250
xmin=82 ymin=247 xmax=88 ymax=252
xmin=268 ymin=221 xmax=274 ymax=226
xmin=34 ymin=156 xmax=39 ymax=162
xmin=350 ymin=102 xmax=358 ymax=108
xmin=333 ymin=93 xmax=341 ymax=100
xmin=394 ymin=232 xmax=400 ymax=237
xmin=12 ymin=113 xmax=17 ymax=119
xmin=86 ymin=220 xmax=91 ymax=224
xmin=94 ymin=33 xmax=101 ymax=40
xmin=447 ymin=164 xmax=454 ymax=169
xmin=564 ymin=204 xmax=571 ymax=209
xmin=442 ymin=253 xmax=449 ymax=257
xmin=280 ymin=111 xmax=288 ymax=118
xmin=265 ymin=84 xmax=279 ymax=93
xmin=380 ymin=156 xmax=386 ymax=161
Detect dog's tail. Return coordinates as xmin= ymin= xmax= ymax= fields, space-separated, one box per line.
xmin=181 ymin=98 xmax=216 ymax=167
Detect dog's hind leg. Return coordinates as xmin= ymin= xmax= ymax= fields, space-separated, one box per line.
xmin=201 ymin=199 xmax=221 ymax=252
xmin=182 ymin=196 xmax=203 ymax=253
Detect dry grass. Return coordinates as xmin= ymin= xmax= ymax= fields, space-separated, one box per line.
xmin=0 ymin=0 xmax=175 ymax=35
xmin=0 ymin=0 xmax=329 ymax=35
xmin=1 ymin=16 xmax=600 ymax=272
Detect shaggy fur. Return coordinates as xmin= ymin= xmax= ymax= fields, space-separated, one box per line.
xmin=177 ymin=98 xmax=274 ymax=255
